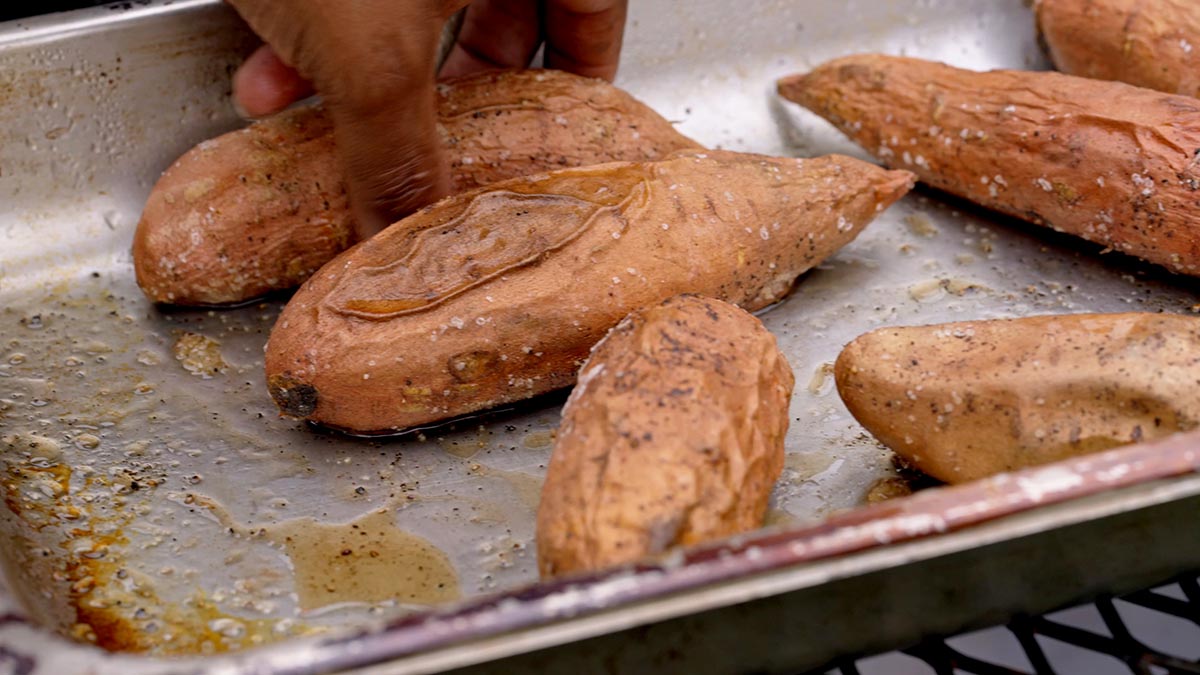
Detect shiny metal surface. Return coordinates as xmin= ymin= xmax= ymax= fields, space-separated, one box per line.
xmin=2 ymin=1 xmax=1200 ymax=673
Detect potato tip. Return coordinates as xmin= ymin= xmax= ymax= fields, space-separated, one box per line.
xmin=876 ymin=170 xmax=917 ymax=207
xmin=268 ymin=374 xmax=319 ymax=418
xmin=776 ymin=73 xmax=810 ymax=102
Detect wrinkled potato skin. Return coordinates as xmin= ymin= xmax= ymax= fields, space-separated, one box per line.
xmin=835 ymin=313 xmax=1200 ymax=484
xmin=265 ymin=151 xmax=912 ymax=433
xmin=134 ymin=69 xmax=701 ymax=305
xmin=1036 ymin=0 xmax=1200 ymax=97
xmin=536 ymin=295 xmax=794 ymax=578
xmin=780 ymin=54 xmax=1200 ymax=276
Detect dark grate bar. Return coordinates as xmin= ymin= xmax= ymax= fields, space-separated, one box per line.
xmin=819 ymin=575 xmax=1200 ymax=675
xmin=902 ymin=641 xmax=1031 ymax=675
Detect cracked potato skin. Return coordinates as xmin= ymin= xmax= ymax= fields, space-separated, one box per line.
xmin=133 ymin=69 xmax=700 ymax=305
xmin=264 ymin=150 xmax=912 ymax=434
xmin=536 ymin=295 xmax=794 ymax=578
xmin=779 ymin=54 xmax=1200 ymax=276
xmin=835 ymin=313 xmax=1200 ymax=484
xmin=1036 ymin=0 xmax=1200 ymax=98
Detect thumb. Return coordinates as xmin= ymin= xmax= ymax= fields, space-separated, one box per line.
xmin=232 ymin=45 xmax=316 ymax=118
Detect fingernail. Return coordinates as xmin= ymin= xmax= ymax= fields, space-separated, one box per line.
xmin=231 ymin=97 xmax=255 ymax=121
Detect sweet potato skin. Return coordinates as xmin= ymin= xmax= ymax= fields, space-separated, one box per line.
xmin=264 ymin=151 xmax=913 ymax=433
xmin=1036 ymin=0 xmax=1200 ymax=97
xmin=133 ymin=69 xmax=700 ymax=305
xmin=779 ymin=54 xmax=1200 ymax=275
xmin=134 ymin=106 xmax=349 ymax=306
xmin=835 ymin=313 xmax=1200 ymax=484
xmin=536 ymin=295 xmax=793 ymax=578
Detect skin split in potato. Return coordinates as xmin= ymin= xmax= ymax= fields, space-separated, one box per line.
xmin=779 ymin=54 xmax=1200 ymax=276
xmin=536 ymin=295 xmax=794 ymax=578
xmin=133 ymin=69 xmax=701 ymax=306
xmin=1036 ymin=0 xmax=1200 ymax=98
xmin=264 ymin=150 xmax=913 ymax=434
xmin=835 ymin=313 xmax=1200 ymax=484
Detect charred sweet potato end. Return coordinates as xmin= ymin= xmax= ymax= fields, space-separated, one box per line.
xmin=268 ymin=374 xmax=319 ymax=418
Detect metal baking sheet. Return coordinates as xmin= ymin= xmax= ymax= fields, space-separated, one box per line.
xmin=3 ymin=1 xmax=1200 ymax=673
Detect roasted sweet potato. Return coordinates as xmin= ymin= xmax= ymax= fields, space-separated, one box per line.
xmin=265 ymin=150 xmax=913 ymax=434
xmin=536 ymin=295 xmax=794 ymax=577
xmin=1037 ymin=0 xmax=1200 ymax=97
xmin=835 ymin=313 xmax=1200 ymax=484
xmin=134 ymin=69 xmax=700 ymax=306
xmin=779 ymin=54 xmax=1200 ymax=275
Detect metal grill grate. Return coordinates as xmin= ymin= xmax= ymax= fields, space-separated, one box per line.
xmin=821 ymin=576 xmax=1200 ymax=675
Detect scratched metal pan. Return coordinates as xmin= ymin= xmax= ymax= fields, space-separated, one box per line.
xmin=3 ymin=1 xmax=1200 ymax=674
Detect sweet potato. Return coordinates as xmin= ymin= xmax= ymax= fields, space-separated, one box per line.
xmin=779 ymin=54 xmax=1200 ymax=275
xmin=133 ymin=69 xmax=700 ymax=306
xmin=265 ymin=150 xmax=913 ymax=434
xmin=1036 ymin=0 xmax=1200 ymax=97
xmin=536 ymin=295 xmax=794 ymax=578
xmin=835 ymin=313 xmax=1200 ymax=484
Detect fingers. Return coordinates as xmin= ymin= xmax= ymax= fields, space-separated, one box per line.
xmin=439 ymin=0 xmax=542 ymax=78
xmin=543 ymin=0 xmax=628 ymax=81
xmin=232 ymin=45 xmax=315 ymax=118
xmin=330 ymin=94 xmax=451 ymax=238
xmin=308 ymin=4 xmax=452 ymax=234
xmin=228 ymin=1 xmax=454 ymax=233
xmin=223 ymin=0 xmax=628 ymax=237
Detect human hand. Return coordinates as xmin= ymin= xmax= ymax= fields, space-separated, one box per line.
xmin=228 ymin=0 xmax=629 ymax=238
xmin=439 ymin=0 xmax=628 ymax=82
xmin=227 ymin=0 xmax=465 ymax=238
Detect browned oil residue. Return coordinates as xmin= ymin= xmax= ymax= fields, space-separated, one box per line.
xmin=64 ymin=479 xmax=303 ymax=655
xmin=3 ymin=466 xmax=300 ymax=655
xmin=784 ymin=452 xmax=836 ymax=481
xmin=522 ymin=430 xmax=554 ymax=449
xmin=469 ymin=464 xmax=544 ymax=511
xmin=74 ymin=586 xmax=290 ymax=655
xmin=2 ymin=434 xmax=70 ymax=521
xmin=763 ymin=508 xmax=797 ymax=527
xmin=269 ymin=510 xmax=460 ymax=611
xmin=2 ymin=462 xmax=71 ymax=523
xmin=172 ymin=331 xmax=227 ymax=377
xmin=437 ymin=432 xmax=488 ymax=459
xmin=1 ymin=291 xmax=305 ymax=656
xmin=866 ymin=476 xmax=914 ymax=503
